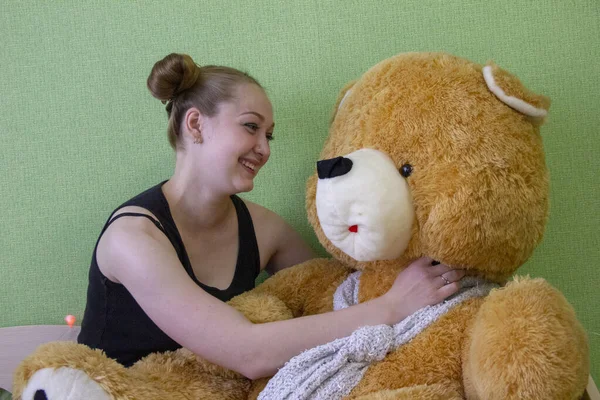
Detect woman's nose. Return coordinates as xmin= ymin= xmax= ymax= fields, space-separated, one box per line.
xmin=255 ymin=136 xmax=270 ymax=158
xmin=317 ymin=156 xmax=353 ymax=179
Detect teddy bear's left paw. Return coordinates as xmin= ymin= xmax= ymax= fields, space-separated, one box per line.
xmin=228 ymin=293 xmax=294 ymax=324
xmin=19 ymin=367 xmax=110 ymax=400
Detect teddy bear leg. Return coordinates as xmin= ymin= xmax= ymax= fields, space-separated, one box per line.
xmin=349 ymin=383 xmax=462 ymax=400
xmin=463 ymin=277 xmax=589 ymax=400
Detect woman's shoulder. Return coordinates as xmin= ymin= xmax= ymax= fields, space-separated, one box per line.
xmin=97 ymin=206 xmax=172 ymax=283
xmin=102 ymin=181 xmax=171 ymax=230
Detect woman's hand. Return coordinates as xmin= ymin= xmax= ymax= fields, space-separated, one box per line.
xmin=382 ymin=257 xmax=465 ymax=324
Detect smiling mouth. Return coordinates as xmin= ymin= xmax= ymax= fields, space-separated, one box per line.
xmin=240 ymin=159 xmax=257 ymax=174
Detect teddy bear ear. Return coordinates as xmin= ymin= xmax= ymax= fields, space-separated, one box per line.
xmin=330 ymin=80 xmax=356 ymax=124
xmin=483 ymin=62 xmax=551 ymax=123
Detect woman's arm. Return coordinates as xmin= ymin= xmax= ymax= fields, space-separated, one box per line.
xmin=264 ymin=215 xmax=316 ymax=275
xmin=98 ymin=216 xmax=461 ymax=380
xmin=245 ymin=202 xmax=315 ymax=275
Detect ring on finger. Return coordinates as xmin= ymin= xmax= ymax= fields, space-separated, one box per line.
xmin=441 ymin=275 xmax=451 ymax=285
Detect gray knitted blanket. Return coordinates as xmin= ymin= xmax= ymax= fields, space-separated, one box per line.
xmin=258 ymin=272 xmax=497 ymax=400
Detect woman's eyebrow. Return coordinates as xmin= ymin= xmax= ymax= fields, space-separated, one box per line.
xmin=241 ymin=111 xmax=275 ymax=129
xmin=240 ymin=111 xmax=264 ymax=120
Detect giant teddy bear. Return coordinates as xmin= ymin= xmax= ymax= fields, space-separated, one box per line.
xmin=13 ymin=52 xmax=589 ymax=400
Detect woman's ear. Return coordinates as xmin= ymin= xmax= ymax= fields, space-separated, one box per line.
xmin=183 ymin=107 xmax=203 ymax=144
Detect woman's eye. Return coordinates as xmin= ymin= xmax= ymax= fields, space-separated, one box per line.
xmin=245 ymin=123 xmax=259 ymax=131
xmin=266 ymin=134 xmax=274 ymax=142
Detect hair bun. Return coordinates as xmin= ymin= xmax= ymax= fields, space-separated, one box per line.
xmin=147 ymin=53 xmax=201 ymax=103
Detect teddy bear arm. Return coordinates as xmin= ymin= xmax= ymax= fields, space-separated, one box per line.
xmin=463 ymin=276 xmax=589 ymax=400
xmin=233 ymin=258 xmax=352 ymax=318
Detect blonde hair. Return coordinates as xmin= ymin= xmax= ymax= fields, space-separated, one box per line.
xmin=147 ymin=53 xmax=261 ymax=149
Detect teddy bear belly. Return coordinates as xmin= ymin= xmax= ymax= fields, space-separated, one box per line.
xmin=346 ymin=297 xmax=485 ymax=399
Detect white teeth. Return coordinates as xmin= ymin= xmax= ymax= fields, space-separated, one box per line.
xmin=241 ymin=160 xmax=256 ymax=171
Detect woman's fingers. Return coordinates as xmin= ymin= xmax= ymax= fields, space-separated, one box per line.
xmin=408 ymin=258 xmax=467 ymax=299
xmin=437 ymin=281 xmax=461 ymax=298
xmin=441 ymin=269 xmax=465 ymax=283
xmin=428 ymin=263 xmax=453 ymax=276
xmin=427 ymin=264 xmax=466 ymax=291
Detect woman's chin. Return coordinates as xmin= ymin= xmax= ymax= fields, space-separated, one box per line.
xmin=234 ymin=180 xmax=254 ymax=193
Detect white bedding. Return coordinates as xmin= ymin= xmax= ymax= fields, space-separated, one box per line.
xmin=0 ymin=325 xmax=80 ymax=392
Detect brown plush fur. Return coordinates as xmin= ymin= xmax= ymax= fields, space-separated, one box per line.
xmin=307 ymin=53 xmax=551 ymax=281
xmin=264 ymin=53 xmax=589 ymax=399
xmin=13 ymin=52 xmax=589 ymax=399
xmin=12 ymin=293 xmax=293 ymax=400
xmin=13 ymin=343 xmax=251 ymax=399
xmin=462 ymin=277 xmax=589 ymax=399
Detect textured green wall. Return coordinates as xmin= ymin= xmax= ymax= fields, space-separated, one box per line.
xmin=1 ymin=0 xmax=598 ymax=382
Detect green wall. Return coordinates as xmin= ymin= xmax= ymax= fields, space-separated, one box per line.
xmin=1 ymin=0 xmax=598 ymax=382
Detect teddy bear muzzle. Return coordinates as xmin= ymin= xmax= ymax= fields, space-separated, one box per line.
xmin=315 ymin=148 xmax=415 ymax=262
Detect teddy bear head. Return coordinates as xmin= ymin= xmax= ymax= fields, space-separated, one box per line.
xmin=306 ymin=52 xmax=551 ymax=282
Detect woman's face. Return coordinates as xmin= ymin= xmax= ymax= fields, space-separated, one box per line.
xmin=197 ymin=83 xmax=274 ymax=194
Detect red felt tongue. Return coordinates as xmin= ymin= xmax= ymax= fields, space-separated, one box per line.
xmin=348 ymin=225 xmax=358 ymax=233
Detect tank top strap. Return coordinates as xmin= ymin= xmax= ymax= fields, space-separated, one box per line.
xmin=230 ymin=195 xmax=261 ymax=280
xmin=104 ymin=212 xmax=166 ymax=234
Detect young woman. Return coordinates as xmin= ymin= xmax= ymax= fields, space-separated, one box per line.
xmin=78 ymin=53 xmax=465 ymax=379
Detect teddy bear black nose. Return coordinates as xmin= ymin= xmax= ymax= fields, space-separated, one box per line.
xmin=34 ymin=389 xmax=48 ymax=400
xmin=317 ymin=157 xmax=353 ymax=179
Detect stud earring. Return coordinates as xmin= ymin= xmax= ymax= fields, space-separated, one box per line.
xmin=193 ymin=135 xmax=202 ymax=144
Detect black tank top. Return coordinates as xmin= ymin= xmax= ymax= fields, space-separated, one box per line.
xmin=78 ymin=181 xmax=261 ymax=366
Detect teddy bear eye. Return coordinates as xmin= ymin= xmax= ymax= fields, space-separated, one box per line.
xmin=400 ymin=163 xmax=413 ymax=178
